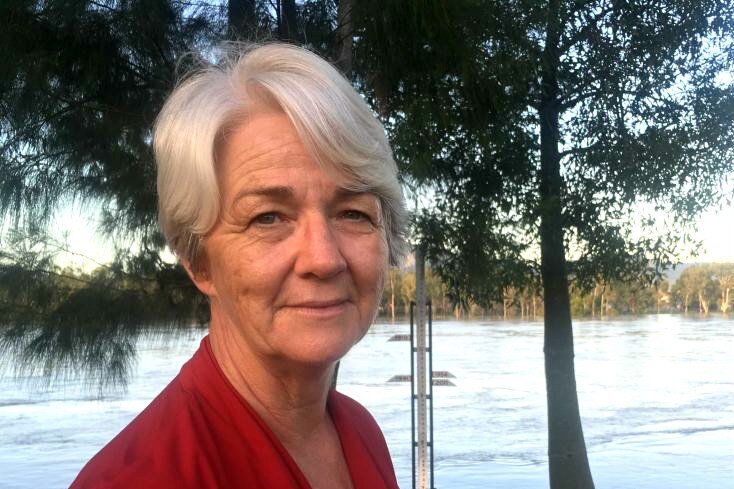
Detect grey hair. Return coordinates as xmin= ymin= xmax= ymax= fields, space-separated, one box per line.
xmin=153 ymin=43 xmax=407 ymax=267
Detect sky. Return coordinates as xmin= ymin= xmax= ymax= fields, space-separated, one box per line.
xmin=691 ymin=203 xmax=734 ymax=262
xmin=48 ymin=198 xmax=734 ymax=272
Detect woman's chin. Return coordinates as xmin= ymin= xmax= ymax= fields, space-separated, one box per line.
xmin=282 ymin=342 xmax=353 ymax=369
xmin=271 ymin=310 xmax=369 ymax=368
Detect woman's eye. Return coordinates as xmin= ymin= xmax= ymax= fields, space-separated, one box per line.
xmin=342 ymin=210 xmax=369 ymax=221
xmin=252 ymin=212 xmax=279 ymax=225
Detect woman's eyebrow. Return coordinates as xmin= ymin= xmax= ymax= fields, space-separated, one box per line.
xmin=333 ymin=187 xmax=374 ymax=201
xmin=233 ymin=186 xmax=295 ymax=204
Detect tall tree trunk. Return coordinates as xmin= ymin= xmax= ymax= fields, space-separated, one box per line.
xmin=228 ymin=0 xmax=256 ymax=39
xmin=278 ymin=0 xmax=301 ymax=42
xmin=721 ymin=288 xmax=727 ymax=314
xmin=334 ymin=0 xmax=354 ymax=75
xmin=591 ymin=287 xmax=596 ymax=318
xmin=389 ymin=271 xmax=396 ymax=320
xmin=538 ymin=1 xmax=595 ymax=487
xmin=520 ymin=294 xmax=526 ymax=319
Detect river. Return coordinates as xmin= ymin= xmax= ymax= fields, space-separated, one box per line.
xmin=1 ymin=315 xmax=732 ymax=488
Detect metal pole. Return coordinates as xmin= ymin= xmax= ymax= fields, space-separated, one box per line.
xmin=428 ymin=299 xmax=434 ymax=489
xmin=410 ymin=301 xmax=416 ymax=489
xmin=415 ymin=245 xmax=428 ymax=489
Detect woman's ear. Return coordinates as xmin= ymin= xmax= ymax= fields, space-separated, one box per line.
xmin=181 ymin=257 xmax=218 ymax=298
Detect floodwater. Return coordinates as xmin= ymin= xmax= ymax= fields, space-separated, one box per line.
xmin=1 ymin=315 xmax=732 ymax=488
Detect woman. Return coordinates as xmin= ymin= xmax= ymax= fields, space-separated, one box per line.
xmin=70 ymin=43 xmax=407 ymax=489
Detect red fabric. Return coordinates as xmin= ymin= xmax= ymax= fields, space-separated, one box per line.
xmin=70 ymin=337 xmax=399 ymax=489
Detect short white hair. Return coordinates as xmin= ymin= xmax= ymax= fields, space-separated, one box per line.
xmin=153 ymin=43 xmax=407 ymax=267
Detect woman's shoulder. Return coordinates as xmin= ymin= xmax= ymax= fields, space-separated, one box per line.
xmin=329 ymin=390 xmax=392 ymax=449
xmin=68 ymin=373 xmax=207 ymax=488
xmin=69 ymin=343 xmax=226 ymax=489
xmin=329 ymin=390 xmax=400 ymax=488
xmin=329 ymin=390 xmax=379 ymax=424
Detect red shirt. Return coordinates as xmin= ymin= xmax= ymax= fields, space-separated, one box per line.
xmin=70 ymin=337 xmax=399 ymax=489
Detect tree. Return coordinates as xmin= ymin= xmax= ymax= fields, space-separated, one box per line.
xmin=356 ymin=1 xmax=734 ymax=487
xmin=0 ymin=0 xmax=221 ymax=385
xmin=400 ymin=270 xmax=416 ymax=314
xmin=606 ymin=279 xmax=656 ymax=315
xmin=0 ymin=0 xmax=353 ymax=387
xmin=425 ymin=266 xmax=449 ymax=316
xmin=675 ymin=265 xmax=720 ymax=314
xmin=712 ymin=263 xmax=734 ymax=314
xmin=383 ymin=267 xmax=403 ymax=319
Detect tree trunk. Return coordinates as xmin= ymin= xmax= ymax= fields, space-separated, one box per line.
xmin=722 ymin=287 xmax=731 ymax=314
xmin=591 ymin=287 xmax=596 ymax=318
xmin=684 ymin=293 xmax=689 ymax=314
xmin=228 ymin=0 xmax=256 ymax=39
xmin=538 ymin=1 xmax=595 ymax=487
xmin=699 ymin=292 xmax=709 ymax=315
xmin=520 ymin=294 xmax=526 ymax=319
xmin=334 ymin=0 xmax=354 ymax=75
xmin=278 ymin=0 xmax=301 ymax=42
xmin=389 ymin=271 xmax=396 ymax=320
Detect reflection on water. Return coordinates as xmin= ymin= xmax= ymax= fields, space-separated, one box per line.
xmin=1 ymin=315 xmax=733 ymax=489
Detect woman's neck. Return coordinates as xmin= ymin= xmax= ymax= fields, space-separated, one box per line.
xmin=207 ymin=305 xmax=335 ymax=445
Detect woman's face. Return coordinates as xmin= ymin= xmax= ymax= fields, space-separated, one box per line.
xmin=193 ymin=111 xmax=388 ymax=369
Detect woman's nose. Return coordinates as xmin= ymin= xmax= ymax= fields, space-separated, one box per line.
xmin=293 ymin=214 xmax=347 ymax=279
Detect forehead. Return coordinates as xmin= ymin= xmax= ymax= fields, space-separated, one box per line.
xmin=217 ymin=112 xmax=364 ymax=195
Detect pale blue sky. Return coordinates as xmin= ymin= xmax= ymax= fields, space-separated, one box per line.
xmin=51 ymin=199 xmax=734 ymax=272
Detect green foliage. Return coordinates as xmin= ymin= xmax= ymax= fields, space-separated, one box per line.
xmin=711 ymin=263 xmax=734 ymax=313
xmin=358 ymin=6 xmax=734 ymax=482
xmin=0 ymin=0 xmax=346 ymax=390
xmin=357 ymin=0 xmax=734 ymax=299
xmin=356 ymin=0 xmax=539 ymax=305
xmin=672 ymin=264 xmax=726 ymax=314
xmin=0 ymin=227 xmax=207 ymax=392
xmin=0 ymin=0 xmax=219 ymax=246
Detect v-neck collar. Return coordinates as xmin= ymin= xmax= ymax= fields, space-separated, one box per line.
xmin=184 ymin=336 xmax=392 ymax=489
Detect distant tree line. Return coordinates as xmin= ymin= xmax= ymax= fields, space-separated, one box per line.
xmin=378 ymin=263 xmax=734 ymax=320
xmin=5 ymin=233 xmax=730 ymax=331
xmin=572 ymin=263 xmax=734 ymax=316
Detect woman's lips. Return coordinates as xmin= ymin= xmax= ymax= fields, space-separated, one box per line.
xmin=284 ymin=299 xmax=349 ymax=317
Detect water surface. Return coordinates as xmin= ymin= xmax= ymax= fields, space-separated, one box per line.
xmin=1 ymin=315 xmax=732 ymax=488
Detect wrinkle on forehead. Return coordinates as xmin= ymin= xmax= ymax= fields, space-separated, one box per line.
xmin=217 ymin=111 xmax=375 ymax=203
